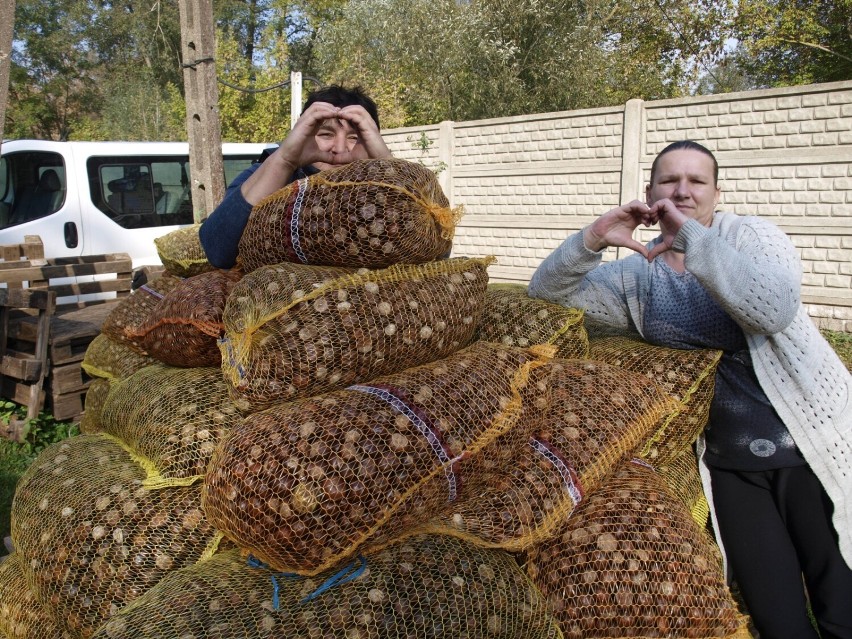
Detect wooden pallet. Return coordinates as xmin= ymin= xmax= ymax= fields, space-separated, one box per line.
xmin=0 ymin=237 xmax=133 ymax=427
xmin=0 ymin=289 xmax=55 ymax=439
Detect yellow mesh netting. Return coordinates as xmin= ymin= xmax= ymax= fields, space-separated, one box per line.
xmin=153 ymin=223 xmax=216 ymax=278
xmin=0 ymin=553 xmax=71 ymax=639
xmin=93 ymin=536 xmax=563 ymax=639
xmin=588 ymin=336 xmax=722 ymax=465
xmin=238 ymin=158 xmax=460 ymax=271
xmin=422 ymin=358 xmax=678 ymax=551
xmin=99 ymin=364 xmax=243 ymax=483
xmin=657 ymin=445 xmax=710 ymax=529
xmin=476 ymin=284 xmax=589 ymax=358
xmin=220 ymin=257 xmax=493 ymax=413
xmin=79 ymin=335 xmax=158 ymax=435
xmin=526 ymin=460 xmax=751 ymax=638
xmin=81 ymin=334 xmax=158 ymax=382
xmin=126 ymin=269 xmax=244 ymax=368
xmin=100 ymin=274 xmax=184 ymax=354
xmin=79 ymin=377 xmax=111 ymax=434
xmin=203 ymin=341 xmax=552 ymax=576
xmin=11 ymin=434 xmax=223 ymax=637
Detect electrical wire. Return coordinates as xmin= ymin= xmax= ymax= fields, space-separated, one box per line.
xmin=180 ymin=56 xmax=322 ymax=94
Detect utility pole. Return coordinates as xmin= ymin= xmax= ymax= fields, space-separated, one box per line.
xmin=290 ymin=71 xmax=303 ymax=127
xmin=0 ymin=0 xmax=16 ymax=150
xmin=178 ymin=0 xmax=225 ymax=222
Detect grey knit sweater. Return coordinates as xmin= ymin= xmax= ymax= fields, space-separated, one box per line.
xmin=528 ymin=212 xmax=852 ymax=570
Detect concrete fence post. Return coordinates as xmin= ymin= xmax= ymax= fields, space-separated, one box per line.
xmin=620 ymin=98 xmax=645 ymax=202
xmin=439 ymin=120 xmax=455 ymax=206
xmin=616 ymin=98 xmax=645 ymax=259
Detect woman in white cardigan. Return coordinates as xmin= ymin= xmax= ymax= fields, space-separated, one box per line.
xmin=528 ymin=140 xmax=852 ymax=639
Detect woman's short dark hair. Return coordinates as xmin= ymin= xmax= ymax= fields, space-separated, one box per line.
xmin=303 ymin=85 xmax=381 ymax=129
xmin=650 ymin=140 xmax=719 ymax=185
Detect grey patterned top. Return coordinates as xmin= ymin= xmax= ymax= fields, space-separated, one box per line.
xmin=643 ymin=259 xmax=804 ymax=470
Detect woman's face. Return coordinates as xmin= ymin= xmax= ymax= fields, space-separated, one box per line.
xmin=312 ymin=117 xmax=369 ymax=172
xmin=646 ymin=149 xmax=720 ymax=227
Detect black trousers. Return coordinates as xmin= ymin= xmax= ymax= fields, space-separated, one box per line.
xmin=709 ymin=465 xmax=852 ymax=639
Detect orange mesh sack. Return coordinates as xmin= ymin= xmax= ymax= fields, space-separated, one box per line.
xmin=11 ymin=434 xmax=223 ymax=637
xmin=424 ymin=359 xmax=678 ymax=551
xmin=238 ymin=158 xmax=459 ymax=271
xmin=588 ymin=336 xmax=722 ymax=465
xmin=100 ymin=274 xmax=184 ymax=353
xmin=154 ymin=223 xmax=216 ymax=278
xmin=126 ymin=269 xmax=243 ymax=367
xmin=526 ymin=460 xmax=750 ymax=639
xmin=94 ymin=536 xmax=563 ymax=639
xmin=477 ymin=284 xmax=589 ymax=358
xmin=0 ymin=553 xmax=71 ymax=639
xmin=99 ymin=365 xmax=243 ymax=482
xmin=220 ymin=257 xmax=492 ymax=413
xmin=203 ymin=341 xmax=553 ymax=576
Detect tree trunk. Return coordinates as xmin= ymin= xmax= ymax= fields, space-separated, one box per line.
xmin=0 ymin=0 xmax=16 ymax=150
xmin=178 ymin=0 xmax=225 ymax=222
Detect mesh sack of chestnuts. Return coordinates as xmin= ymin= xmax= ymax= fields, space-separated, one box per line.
xmin=476 ymin=283 xmax=589 ymax=358
xmin=588 ymin=336 xmax=722 ymax=465
xmin=0 ymin=553 xmax=72 ymax=639
xmin=238 ymin=158 xmax=460 ymax=271
xmin=125 ymin=269 xmax=244 ymax=368
xmin=100 ymin=274 xmax=185 ymax=354
xmin=220 ymin=257 xmax=492 ymax=413
xmin=526 ymin=460 xmax=751 ymax=639
xmin=81 ymin=334 xmax=158 ymax=382
xmin=203 ymin=341 xmax=554 ymax=576
xmin=79 ymin=335 xmax=157 ymax=434
xmin=424 ymin=359 xmax=678 ymax=551
xmin=80 ymin=377 xmax=112 ymax=434
xmin=99 ymin=365 xmax=243 ymax=483
xmin=93 ymin=535 xmax=563 ymax=639
xmin=153 ymin=223 xmax=216 ymax=278
xmin=11 ymin=434 xmax=223 ymax=638
xmin=657 ymin=445 xmax=710 ymax=528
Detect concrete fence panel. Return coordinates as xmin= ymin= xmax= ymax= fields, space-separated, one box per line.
xmin=382 ymin=80 xmax=852 ymax=331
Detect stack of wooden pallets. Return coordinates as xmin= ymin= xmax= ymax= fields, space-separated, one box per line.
xmin=0 ymin=236 xmax=133 ymax=430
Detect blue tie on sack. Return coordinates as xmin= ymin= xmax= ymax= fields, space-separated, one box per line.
xmin=247 ymin=554 xmax=368 ymax=609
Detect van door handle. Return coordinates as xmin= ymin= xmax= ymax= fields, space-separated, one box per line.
xmin=64 ymin=222 xmax=79 ymax=248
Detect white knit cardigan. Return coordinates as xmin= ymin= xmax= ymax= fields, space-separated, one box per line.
xmin=527 ymin=212 xmax=852 ymax=571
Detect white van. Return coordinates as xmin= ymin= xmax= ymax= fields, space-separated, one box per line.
xmin=0 ymin=140 xmax=275 ymax=267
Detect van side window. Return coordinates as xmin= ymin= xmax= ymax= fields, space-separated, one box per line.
xmin=88 ymin=156 xmax=196 ymax=229
xmin=87 ymin=154 xmax=258 ymax=229
xmin=0 ymin=151 xmax=66 ymax=229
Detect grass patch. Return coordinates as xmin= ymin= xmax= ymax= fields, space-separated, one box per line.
xmin=822 ymin=329 xmax=852 ymax=371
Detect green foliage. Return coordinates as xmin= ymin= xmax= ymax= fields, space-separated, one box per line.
xmin=216 ymin=28 xmax=294 ymax=143
xmin=0 ymin=401 xmax=79 ymax=541
xmin=822 ymin=329 xmax=852 ymax=372
xmin=313 ymin=0 xmax=735 ymax=125
xmin=7 ymin=0 xmax=185 ymax=141
xmin=733 ymin=0 xmax=852 ymax=87
xmin=408 ymin=131 xmax=447 ymax=175
xmin=4 ymin=0 xmax=850 ymax=139
xmin=0 ymin=401 xmax=79 ymax=459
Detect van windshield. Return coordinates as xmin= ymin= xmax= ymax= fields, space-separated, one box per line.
xmin=87 ymin=154 xmax=257 ymax=229
xmin=0 ymin=151 xmax=66 ymax=229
